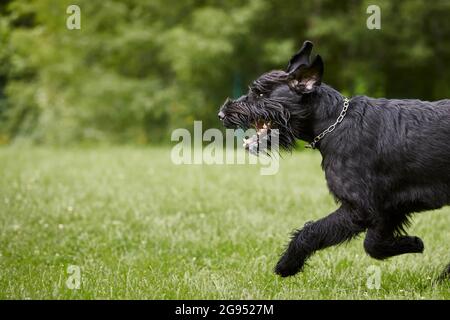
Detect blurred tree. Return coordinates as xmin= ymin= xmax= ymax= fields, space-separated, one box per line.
xmin=0 ymin=0 xmax=13 ymax=143
xmin=0 ymin=0 xmax=449 ymax=145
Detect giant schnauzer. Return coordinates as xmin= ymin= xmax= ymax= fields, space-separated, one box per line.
xmin=218 ymin=41 xmax=450 ymax=280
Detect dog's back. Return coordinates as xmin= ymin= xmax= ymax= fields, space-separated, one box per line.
xmin=329 ymin=96 xmax=450 ymax=213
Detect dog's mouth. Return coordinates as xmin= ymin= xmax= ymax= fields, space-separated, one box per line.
xmin=242 ymin=120 xmax=272 ymax=155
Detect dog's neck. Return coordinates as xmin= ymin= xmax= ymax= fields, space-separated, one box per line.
xmin=297 ymin=84 xmax=346 ymax=145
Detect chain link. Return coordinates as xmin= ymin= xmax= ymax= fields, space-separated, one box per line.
xmin=306 ymin=97 xmax=350 ymax=149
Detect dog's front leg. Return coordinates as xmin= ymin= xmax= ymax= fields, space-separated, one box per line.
xmin=274 ymin=206 xmax=365 ymax=277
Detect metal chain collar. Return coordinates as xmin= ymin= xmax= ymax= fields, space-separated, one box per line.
xmin=306 ymin=97 xmax=350 ymax=149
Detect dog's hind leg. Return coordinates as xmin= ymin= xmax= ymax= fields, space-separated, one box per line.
xmin=438 ymin=264 xmax=450 ymax=281
xmin=363 ymin=226 xmax=424 ymax=260
xmin=274 ymin=205 xmax=365 ymax=277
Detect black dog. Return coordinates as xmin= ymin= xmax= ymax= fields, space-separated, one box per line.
xmin=218 ymin=41 xmax=450 ymax=280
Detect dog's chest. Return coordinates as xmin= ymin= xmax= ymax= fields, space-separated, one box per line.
xmin=322 ymin=156 xmax=373 ymax=205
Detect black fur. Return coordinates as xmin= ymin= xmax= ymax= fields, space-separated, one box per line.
xmin=219 ymin=41 xmax=450 ymax=279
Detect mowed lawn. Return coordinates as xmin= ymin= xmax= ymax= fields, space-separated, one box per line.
xmin=0 ymin=147 xmax=449 ymax=299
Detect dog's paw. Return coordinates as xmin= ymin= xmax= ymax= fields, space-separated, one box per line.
xmin=274 ymin=255 xmax=305 ymax=277
xmin=404 ymin=236 xmax=424 ymax=253
xmin=413 ymin=236 xmax=424 ymax=253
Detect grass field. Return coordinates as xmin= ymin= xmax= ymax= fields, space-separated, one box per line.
xmin=0 ymin=147 xmax=449 ymax=299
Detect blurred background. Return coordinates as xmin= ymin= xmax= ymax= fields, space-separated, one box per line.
xmin=1 ymin=0 xmax=450 ymax=146
xmin=1 ymin=1 xmax=450 ymax=300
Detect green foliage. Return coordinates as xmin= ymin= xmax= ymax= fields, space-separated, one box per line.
xmin=1 ymin=0 xmax=450 ymax=144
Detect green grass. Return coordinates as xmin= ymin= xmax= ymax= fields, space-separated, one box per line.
xmin=0 ymin=147 xmax=448 ymax=299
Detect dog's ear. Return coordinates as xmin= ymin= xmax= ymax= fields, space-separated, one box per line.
xmin=286 ymin=41 xmax=313 ymax=74
xmin=289 ymin=55 xmax=324 ymax=93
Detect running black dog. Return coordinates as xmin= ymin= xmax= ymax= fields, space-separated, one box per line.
xmin=218 ymin=41 xmax=450 ymax=280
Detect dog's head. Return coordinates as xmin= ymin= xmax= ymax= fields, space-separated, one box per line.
xmin=218 ymin=41 xmax=323 ymax=153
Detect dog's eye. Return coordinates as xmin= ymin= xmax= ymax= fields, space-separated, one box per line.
xmin=259 ymin=93 xmax=264 ymax=97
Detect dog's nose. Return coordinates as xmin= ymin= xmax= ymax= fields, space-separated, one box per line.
xmin=218 ymin=111 xmax=225 ymax=120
